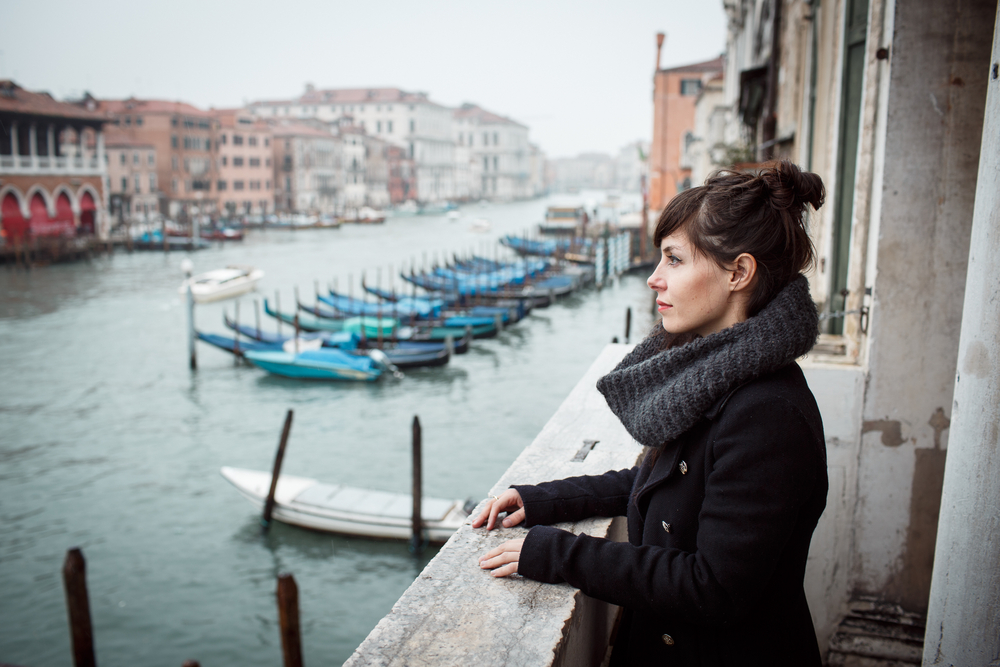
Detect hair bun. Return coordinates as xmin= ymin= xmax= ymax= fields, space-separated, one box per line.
xmin=758 ymin=160 xmax=825 ymax=211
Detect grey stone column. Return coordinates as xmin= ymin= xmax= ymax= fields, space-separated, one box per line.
xmin=922 ymin=7 xmax=1000 ymax=665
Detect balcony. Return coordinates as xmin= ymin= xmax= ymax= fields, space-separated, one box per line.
xmin=0 ymin=153 xmax=103 ymax=176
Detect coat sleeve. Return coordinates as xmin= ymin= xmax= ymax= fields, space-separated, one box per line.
xmin=517 ymin=395 xmax=821 ymax=623
xmin=513 ymin=467 xmax=638 ymax=526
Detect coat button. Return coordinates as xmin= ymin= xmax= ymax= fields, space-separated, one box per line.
xmin=679 ymin=460 xmax=688 ymax=474
xmin=661 ymin=521 xmax=671 ymax=533
xmin=662 ymin=634 xmax=675 ymax=645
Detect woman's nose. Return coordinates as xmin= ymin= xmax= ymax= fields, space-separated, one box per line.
xmin=648 ymin=268 xmax=664 ymax=291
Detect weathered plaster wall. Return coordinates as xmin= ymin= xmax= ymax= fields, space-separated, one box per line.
xmin=801 ymin=361 xmax=866 ymax=651
xmin=923 ymin=8 xmax=1000 ymax=663
xmin=852 ymin=0 xmax=994 ymax=613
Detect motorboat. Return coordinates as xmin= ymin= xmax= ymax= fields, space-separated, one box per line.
xmin=178 ymin=265 xmax=264 ymax=303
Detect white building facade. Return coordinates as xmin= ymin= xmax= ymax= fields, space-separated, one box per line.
xmin=249 ymin=87 xmax=455 ymax=204
xmin=453 ymin=103 xmax=532 ymax=201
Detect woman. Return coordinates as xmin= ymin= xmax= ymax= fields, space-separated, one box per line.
xmin=473 ymin=161 xmax=829 ymax=666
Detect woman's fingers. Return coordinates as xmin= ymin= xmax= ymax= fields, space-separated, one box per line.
xmin=478 ymin=538 xmax=524 ymax=577
xmin=470 ymin=489 xmax=524 ymax=531
xmin=501 ymin=507 xmax=525 ymax=527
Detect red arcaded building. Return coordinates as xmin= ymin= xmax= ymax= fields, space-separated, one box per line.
xmin=0 ymin=80 xmax=108 ymax=244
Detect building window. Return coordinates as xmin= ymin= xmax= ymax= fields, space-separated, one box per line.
xmin=410 ymin=119 xmax=415 ymax=133
xmin=387 ymin=120 xmax=393 ymax=133
xmin=493 ymin=132 xmax=498 ymax=145
xmin=493 ymin=156 xmax=498 ymax=170
xmin=458 ymin=134 xmax=464 ymax=146
xmin=184 ymin=158 xmax=190 ymax=172
xmin=172 ymin=179 xmax=178 ymax=192
xmin=377 ymin=121 xmax=382 ymax=133
xmin=233 ymin=180 xmax=245 ymax=190
xmin=124 ymin=116 xmax=131 ymax=126
xmin=264 ymin=138 xmax=270 ymax=147
xmin=483 ymin=157 xmax=489 ymax=171
xmin=233 ymin=157 xmax=244 ymax=167
xmin=250 ymin=181 xmax=261 ymax=190
xmin=249 ymin=136 xmax=257 ymax=146
xmin=233 ymin=135 xmax=244 ymax=145
xmin=221 ymin=156 xmax=227 ymax=166
xmin=285 ymin=177 xmax=291 ymax=191
xmin=133 ymin=151 xmax=139 ymax=165
xmin=483 ymin=132 xmax=488 ymax=145
xmin=409 ymin=142 xmax=414 ymax=158
xmin=171 ymin=135 xmax=178 ymax=148
xmin=217 ymin=180 xmax=227 ymax=191
xmin=220 ymin=133 xmax=227 ymax=145
xmin=149 ymin=173 xmax=157 ymax=191
xmin=135 ymin=116 xmax=143 ymax=126
xmin=119 ymin=153 xmax=126 ymax=165
xmin=680 ymin=79 xmax=703 ymax=96
xmin=147 ymin=152 xmax=155 ymax=166
xmin=266 ymin=180 xmax=271 ymax=189
xmin=121 ymin=177 xmax=128 ymax=192
xmin=172 ymin=155 xmax=178 ymax=170
xmin=249 ymin=157 xmax=260 ymax=167
xmin=134 ymin=174 xmax=141 ymax=192
xmin=171 ymin=117 xmax=178 ymax=127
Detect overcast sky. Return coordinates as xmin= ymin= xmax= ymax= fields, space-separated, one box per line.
xmin=1 ymin=0 xmax=726 ymax=158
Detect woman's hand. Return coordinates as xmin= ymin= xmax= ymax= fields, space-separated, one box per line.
xmin=471 ymin=488 xmax=525 ymax=530
xmin=478 ymin=538 xmax=525 ymax=577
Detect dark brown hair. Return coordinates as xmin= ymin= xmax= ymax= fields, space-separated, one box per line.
xmin=653 ymin=160 xmax=824 ymax=316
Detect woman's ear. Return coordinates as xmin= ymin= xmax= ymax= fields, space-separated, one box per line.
xmin=730 ymin=253 xmax=757 ymax=293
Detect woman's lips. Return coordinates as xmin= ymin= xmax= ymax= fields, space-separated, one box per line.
xmin=656 ymin=300 xmax=671 ymax=312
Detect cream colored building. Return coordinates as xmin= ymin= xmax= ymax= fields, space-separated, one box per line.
xmin=270 ymin=121 xmax=341 ymax=215
xmin=452 ymin=103 xmax=532 ymax=201
xmin=249 ymin=87 xmax=455 ymax=204
xmin=103 ymin=127 xmax=159 ymax=226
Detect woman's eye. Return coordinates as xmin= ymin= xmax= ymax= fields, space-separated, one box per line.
xmin=667 ymin=255 xmax=680 ymax=265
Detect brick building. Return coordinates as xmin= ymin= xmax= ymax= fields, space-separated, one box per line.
xmin=104 ymin=126 xmax=159 ymax=227
xmin=97 ymin=98 xmax=220 ymax=222
xmin=213 ymin=109 xmax=273 ymax=218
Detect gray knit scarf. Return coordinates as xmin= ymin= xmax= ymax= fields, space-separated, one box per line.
xmin=596 ymin=275 xmax=818 ymax=449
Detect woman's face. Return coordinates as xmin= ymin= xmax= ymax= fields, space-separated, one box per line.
xmin=647 ymin=228 xmax=743 ymax=337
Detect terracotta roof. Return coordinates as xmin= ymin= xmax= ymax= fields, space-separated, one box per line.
xmin=103 ymin=126 xmax=155 ymax=148
xmin=269 ymin=121 xmax=335 ymax=139
xmin=453 ymin=103 xmax=526 ymax=128
xmin=658 ymin=55 xmax=726 ymax=75
xmin=250 ymin=86 xmax=435 ymax=107
xmin=0 ymin=80 xmax=107 ymax=122
xmin=98 ymin=97 xmax=214 ymax=117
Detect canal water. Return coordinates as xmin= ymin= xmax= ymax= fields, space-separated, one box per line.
xmin=0 ymin=195 xmax=658 ymax=666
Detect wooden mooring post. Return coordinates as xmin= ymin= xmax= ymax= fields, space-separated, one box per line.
xmin=624 ymin=306 xmax=632 ymax=344
xmin=276 ymin=573 xmax=304 ymax=667
xmin=410 ymin=415 xmax=423 ymax=553
xmin=262 ymin=409 xmax=294 ymax=531
xmin=183 ymin=261 xmax=196 ymax=371
xmin=63 ymin=548 xmax=96 ymax=667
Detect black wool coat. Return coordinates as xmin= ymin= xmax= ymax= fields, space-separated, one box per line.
xmin=515 ymin=363 xmax=828 ymax=667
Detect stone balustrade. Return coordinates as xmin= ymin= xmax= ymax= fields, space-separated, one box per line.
xmin=344 ymin=343 xmax=639 ymax=667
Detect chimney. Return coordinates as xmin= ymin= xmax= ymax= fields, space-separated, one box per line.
xmin=655 ymin=33 xmax=666 ymax=71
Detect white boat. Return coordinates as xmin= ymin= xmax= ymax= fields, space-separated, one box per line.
xmin=470 ymin=218 xmax=492 ymax=232
xmin=178 ymin=265 xmax=264 ymax=303
xmin=539 ymin=206 xmax=586 ymax=235
xmin=220 ymin=466 xmax=470 ymax=543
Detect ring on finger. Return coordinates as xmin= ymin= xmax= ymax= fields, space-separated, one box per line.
xmin=491 ymin=495 xmax=500 ymax=501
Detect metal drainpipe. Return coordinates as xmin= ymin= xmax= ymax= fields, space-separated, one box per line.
xmin=806 ymin=0 xmax=820 ymax=171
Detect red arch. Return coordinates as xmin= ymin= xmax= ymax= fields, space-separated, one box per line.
xmin=1 ymin=193 xmax=28 ymax=242
xmin=54 ymin=193 xmax=74 ymax=225
xmin=79 ymin=192 xmax=96 ymax=235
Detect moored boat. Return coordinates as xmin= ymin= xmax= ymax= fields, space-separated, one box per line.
xmin=220 ymin=467 xmax=470 ymax=543
xmin=179 ymin=265 xmax=264 ymax=303
xmin=243 ymin=348 xmax=383 ymax=381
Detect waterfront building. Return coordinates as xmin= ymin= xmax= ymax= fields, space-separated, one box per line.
xmin=547 ymin=152 xmax=615 ymax=192
xmin=452 ymin=103 xmax=532 ymax=201
xmin=613 ymin=140 xmax=651 ymax=193
xmin=677 ymin=73 xmax=726 ymax=188
xmin=361 ymin=131 xmax=391 ymax=210
xmin=648 ymin=50 xmax=725 ymax=209
xmin=0 ymin=80 xmax=108 ymax=241
xmin=97 ymin=97 xmax=220 ymax=222
xmin=270 ymin=121 xmax=341 ymax=215
xmin=104 ymin=127 xmax=159 ymax=227
xmin=213 ymin=109 xmax=273 ymax=218
xmin=248 ymin=86 xmax=455 ymax=204
xmin=386 ymin=144 xmax=416 ymax=205
xmin=527 ymin=143 xmax=547 ymax=197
